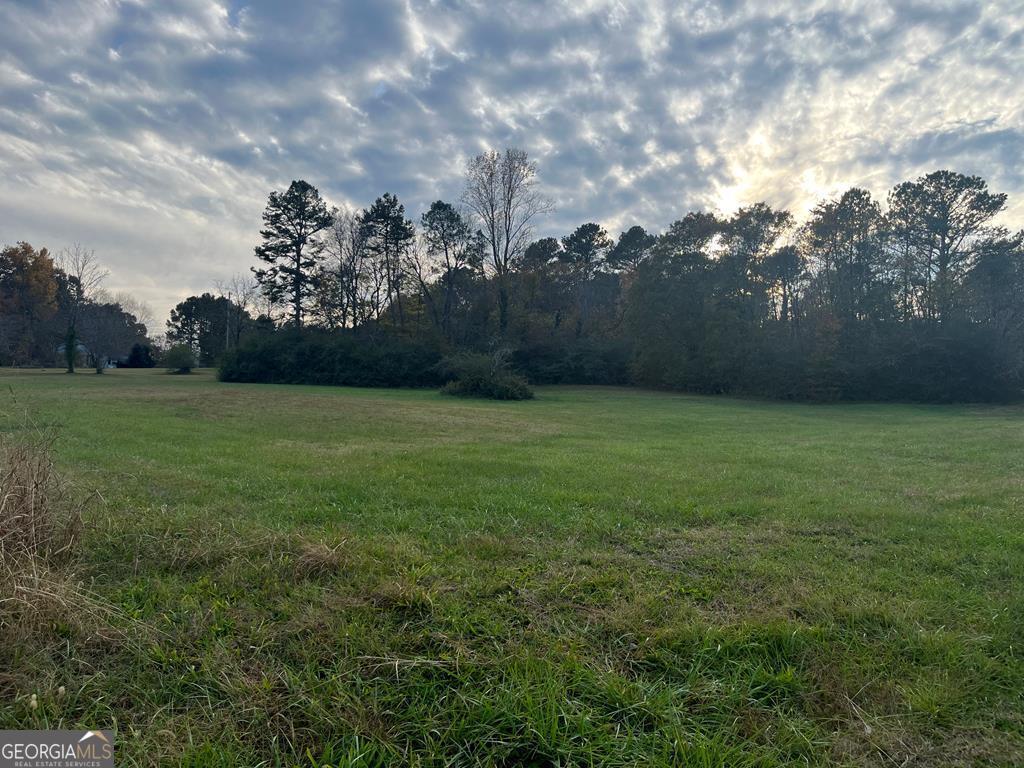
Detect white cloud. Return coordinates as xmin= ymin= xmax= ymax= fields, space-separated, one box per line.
xmin=0 ymin=0 xmax=1021 ymax=323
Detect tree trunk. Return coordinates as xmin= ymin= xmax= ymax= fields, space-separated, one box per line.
xmin=498 ymin=279 xmax=509 ymax=334
xmin=64 ymin=326 xmax=76 ymax=373
xmin=293 ymin=249 xmax=303 ymax=328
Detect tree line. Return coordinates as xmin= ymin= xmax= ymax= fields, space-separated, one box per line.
xmin=0 ymin=243 xmax=152 ymax=371
xmin=216 ymin=150 xmax=1023 ymax=401
xmin=5 ymin=148 xmax=1022 ymax=400
xmin=0 ymin=242 xmax=255 ymax=371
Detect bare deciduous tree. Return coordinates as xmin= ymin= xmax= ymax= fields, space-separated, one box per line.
xmin=402 ymin=239 xmax=441 ymax=332
xmin=56 ymin=245 xmax=107 ymax=373
xmin=215 ymin=273 xmax=259 ymax=348
xmin=462 ymin=148 xmax=552 ymax=332
xmin=112 ymin=292 xmax=153 ymax=333
xmin=318 ymin=208 xmax=372 ymax=328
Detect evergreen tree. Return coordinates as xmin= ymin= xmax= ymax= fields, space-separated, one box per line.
xmin=253 ymin=180 xmax=334 ymax=328
xmin=360 ymin=193 xmax=415 ymax=328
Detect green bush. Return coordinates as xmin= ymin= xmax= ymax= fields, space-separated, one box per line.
xmin=123 ymin=343 xmax=156 ymax=368
xmin=517 ymin=339 xmax=632 ymax=384
xmin=218 ymin=329 xmax=444 ymax=388
xmin=439 ymin=351 xmax=534 ymax=400
xmin=164 ymin=344 xmax=196 ymax=374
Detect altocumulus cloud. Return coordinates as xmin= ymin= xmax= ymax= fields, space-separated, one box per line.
xmin=1 ymin=0 xmax=1022 ymax=323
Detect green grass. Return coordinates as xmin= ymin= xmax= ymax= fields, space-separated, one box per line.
xmin=1 ymin=368 xmax=1022 ymax=766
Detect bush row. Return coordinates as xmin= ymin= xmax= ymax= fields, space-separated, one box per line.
xmin=217 ymin=321 xmax=1022 ymax=403
xmin=218 ymin=330 xmax=445 ymax=388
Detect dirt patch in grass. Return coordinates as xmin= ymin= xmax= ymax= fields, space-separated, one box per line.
xmin=831 ymin=723 xmax=1024 ymax=767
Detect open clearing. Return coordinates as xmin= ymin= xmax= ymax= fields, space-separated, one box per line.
xmin=1 ymin=369 xmax=1022 ymax=766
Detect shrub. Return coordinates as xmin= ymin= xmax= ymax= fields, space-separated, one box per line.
xmin=164 ymin=344 xmax=197 ymax=374
xmin=439 ymin=351 xmax=534 ymax=400
xmin=218 ymin=328 xmax=445 ymax=388
xmin=510 ymin=338 xmax=632 ymax=385
xmin=123 ymin=342 xmax=156 ymax=368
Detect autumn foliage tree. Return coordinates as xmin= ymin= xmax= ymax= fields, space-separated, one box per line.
xmin=0 ymin=243 xmax=58 ymax=365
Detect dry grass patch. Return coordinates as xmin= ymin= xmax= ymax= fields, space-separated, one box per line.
xmin=0 ymin=431 xmax=129 ymax=709
xmin=292 ymin=537 xmax=351 ymax=579
xmin=0 ymin=433 xmax=86 ymax=636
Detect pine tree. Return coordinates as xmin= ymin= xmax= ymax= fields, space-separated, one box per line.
xmin=253 ymin=180 xmax=334 ymax=328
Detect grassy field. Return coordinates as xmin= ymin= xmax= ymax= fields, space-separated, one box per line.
xmin=1 ymin=368 xmax=1022 ymax=766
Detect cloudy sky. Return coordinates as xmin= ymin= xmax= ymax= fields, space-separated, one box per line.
xmin=2 ymin=0 xmax=1022 ymax=326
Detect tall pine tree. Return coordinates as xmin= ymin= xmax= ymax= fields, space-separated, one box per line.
xmin=253 ymin=180 xmax=334 ymax=328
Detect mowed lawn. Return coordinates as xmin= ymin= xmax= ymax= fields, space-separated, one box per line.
xmin=1 ymin=369 xmax=1022 ymax=767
